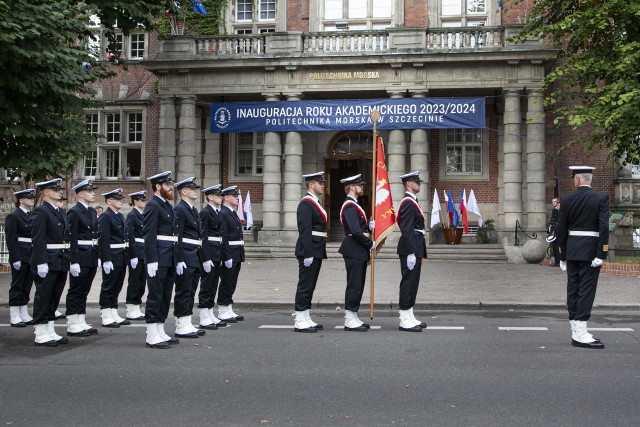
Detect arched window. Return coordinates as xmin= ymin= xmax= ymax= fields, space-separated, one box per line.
xmin=329 ymin=131 xmax=374 ymax=159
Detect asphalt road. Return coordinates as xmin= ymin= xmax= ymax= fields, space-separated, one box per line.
xmin=1 ymin=308 xmax=639 ymax=426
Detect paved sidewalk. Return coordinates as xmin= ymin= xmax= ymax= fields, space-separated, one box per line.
xmin=1 ymin=259 xmax=638 ymax=310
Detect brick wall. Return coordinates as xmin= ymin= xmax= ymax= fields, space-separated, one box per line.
xmin=221 ymin=134 xmax=264 ymax=203
xmin=404 ymin=0 xmax=428 ymax=27
xmin=601 ymin=262 xmax=640 ymax=277
xmin=501 ymin=0 xmax=536 ymax=25
xmin=288 ymin=0 xmax=309 ymax=32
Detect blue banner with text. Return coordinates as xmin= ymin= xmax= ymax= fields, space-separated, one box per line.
xmin=209 ymin=97 xmax=485 ymax=133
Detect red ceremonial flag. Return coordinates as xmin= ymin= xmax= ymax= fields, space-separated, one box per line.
xmin=373 ymin=136 xmax=395 ymax=251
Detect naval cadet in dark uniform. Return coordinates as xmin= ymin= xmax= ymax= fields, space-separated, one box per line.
xmin=218 ymin=186 xmax=245 ymax=323
xmin=293 ymin=172 xmax=328 ymax=333
xmin=547 ymin=197 xmax=561 ymax=267
xmin=556 ymin=166 xmax=609 ymax=349
xmin=124 ymin=191 xmax=147 ymax=321
xmin=396 ymin=171 xmax=428 ymax=332
xmin=98 ymin=189 xmax=131 ymax=328
xmin=338 ymin=174 xmax=375 ymax=332
xmin=173 ymin=177 xmax=206 ymax=338
xmin=30 ymin=178 xmax=70 ymax=347
xmin=143 ymin=171 xmax=179 ymax=349
xmin=198 ymin=184 xmax=228 ymax=329
xmin=66 ymin=179 xmax=100 ymax=337
xmin=6 ymin=189 xmax=36 ymax=327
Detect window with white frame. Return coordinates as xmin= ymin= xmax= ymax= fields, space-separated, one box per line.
xmin=233 ymin=0 xmax=277 ymax=32
xmin=440 ymin=0 xmax=488 ymax=27
xmin=260 ymin=0 xmax=276 ymax=20
xmin=86 ymin=30 xmax=146 ymax=60
xmin=439 ymin=128 xmax=489 ymax=181
xmin=236 ymin=132 xmax=264 ymax=176
xmin=129 ymin=33 xmax=145 ymax=59
xmin=237 ymin=0 xmax=252 ymax=21
xmin=323 ymin=0 xmax=392 ymax=30
xmin=80 ymin=110 xmax=144 ymax=180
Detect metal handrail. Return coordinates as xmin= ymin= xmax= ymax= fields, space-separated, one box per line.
xmin=514 ymin=219 xmax=537 ymax=246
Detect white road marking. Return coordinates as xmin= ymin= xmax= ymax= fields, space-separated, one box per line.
xmin=588 ymin=328 xmax=634 ymax=332
xmin=259 ymin=325 xmax=293 ymax=329
xmin=333 ymin=325 xmax=382 ymax=330
xmin=499 ymin=327 xmax=549 ymax=331
xmin=426 ymin=326 xmax=465 ymax=330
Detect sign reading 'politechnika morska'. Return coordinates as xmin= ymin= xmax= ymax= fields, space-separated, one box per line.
xmin=209 ymin=97 xmax=485 ymax=133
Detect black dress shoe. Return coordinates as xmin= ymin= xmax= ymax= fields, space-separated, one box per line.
xmin=399 ymin=325 xmax=423 ymax=332
xmin=10 ymin=322 xmax=26 ymax=328
xmin=344 ymin=325 xmax=368 ymax=332
xmin=175 ymin=332 xmax=199 ymax=338
xmin=215 ymin=320 xmax=228 ymax=328
xmin=24 ymin=320 xmax=35 ymax=326
xmin=235 ymin=315 xmax=244 ymax=321
xmin=221 ymin=317 xmax=238 ymax=324
xmin=146 ymin=341 xmax=171 ymax=349
xmin=85 ymin=328 xmax=98 ymax=335
xmin=313 ymin=324 xmax=323 ymax=330
xmin=55 ymin=314 xmax=67 ymax=320
xmin=127 ymin=315 xmax=145 ymax=321
xmin=417 ymin=322 xmax=427 ymax=328
xmin=67 ymin=330 xmax=90 ymax=337
xmin=294 ymin=326 xmax=318 ymax=333
xmin=361 ymin=323 xmax=371 ymax=329
xmin=102 ymin=322 xmax=120 ymax=328
xmin=56 ymin=337 xmax=69 ymax=344
xmin=200 ymin=323 xmax=218 ymax=330
xmin=117 ymin=319 xmax=131 ymax=326
xmin=572 ymin=339 xmax=605 ymax=349
xmin=35 ymin=340 xmax=58 ymax=347
xmin=195 ymin=329 xmax=206 ymax=336
xmin=166 ymin=337 xmax=179 ymax=344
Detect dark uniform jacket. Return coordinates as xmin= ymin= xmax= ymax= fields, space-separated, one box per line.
xmin=175 ymin=200 xmax=203 ymax=268
xmin=396 ymin=193 xmax=427 ymax=258
xmin=295 ymin=194 xmax=328 ymax=260
xmin=220 ymin=205 xmax=245 ymax=263
xmin=200 ymin=204 xmax=224 ymax=263
xmin=557 ymin=186 xmax=609 ymax=262
xmin=30 ymin=201 xmax=71 ymax=271
xmin=143 ymin=195 xmax=178 ymax=267
xmin=68 ymin=202 xmax=99 ymax=268
xmin=548 ymin=208 xmax=559 ymax=234
xmin=338 ymin=196 xmax=372 ymax=262
xmin=126 ymin=208 xmax=145 ymax=261
xmin=98 ymin=207 xmax=129 ymax=267
xmin=5 ymin=208 xmax=32 ymax=264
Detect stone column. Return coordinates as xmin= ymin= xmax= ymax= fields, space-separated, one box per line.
xmin=410 ymin=91 xmax=429 ymax=220
xmin=262 ymin=94 xmax=282 ymax=231
xmin=387 ymin=91 xmax=407 ymax=209
xmin=503 ymin=89 xmax=523 ymax=231
xmin=526 ymin=89 xmax=546 ymax=233
xmin=158 ymin=96 xmax=177 ymax=174
xmin=283 ymin=93 xmax=303 ymax=230
xmin=177 ymin=95 xmax=197 ymax=181
xmin=497 ymin=114 xmax=505 ymax=232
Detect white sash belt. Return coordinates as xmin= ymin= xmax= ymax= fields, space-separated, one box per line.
xmin=135 ymin=238 xmax=145 ymax=243
xmin=182 ymin=238 xmax=202 ymax=246
xmin=78 ymin=239 xmax=98 ymax=246
xmin=312 ymin=231 xmax=327 ymax=238
xmin=229 ymin=240 xmax=244 ymax=246
xmin=208 ymin=236 xmax=222 ymax=243
xmin=110 ymin=243 xmax=129 ymax=249
xmin=157 ymin=235 xmax=178 ymax=242
xmin=47 ymin=243 xmax=70 ymax=250
xmin=347 ymin=232 xmax=370 ymax=238
xmin=17 ymin=237 xmax=32 ymax=243
xmin=569 ymin=230 xmax=599 ymax=237
xmin=414 ymin=229 xmax=426 ymax=235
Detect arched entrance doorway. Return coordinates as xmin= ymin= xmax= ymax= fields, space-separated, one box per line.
xmin=324 ymin=131 xmax=374 ymax=241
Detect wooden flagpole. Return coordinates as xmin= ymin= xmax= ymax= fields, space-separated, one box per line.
xmin=370 ymin=110 xmax=380 ymax=320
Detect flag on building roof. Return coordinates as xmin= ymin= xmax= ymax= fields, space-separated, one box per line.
xmin=192 ymin=0 xmax=207 ymax=16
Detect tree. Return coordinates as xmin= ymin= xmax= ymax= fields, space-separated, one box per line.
xmin=0 ymin=0 xmax=176 ymax=182
xmin=508 ymin=0 xmax=640 ymax=167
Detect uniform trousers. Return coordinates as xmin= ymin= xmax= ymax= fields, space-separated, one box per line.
xmin=343 ymin=256 xmax=367 ymax=312
xmin=567 ymin=260 xmax=600 ymax=321
xmin=399 ymin=255 xmax=422 ymax=310
xmin=174 ymin=266 xmax=202 ymax=317
xmin=145 ymin=267 xmax=176 ymax=323
xmin=66 ymin=265 xmax=97 ymax=315
xmin=218 ymin=262 xmax=242 ymax=306
xmin=99 ymin=266 xmax=126 ymax=309
xmin=295 ymin=257 xmax=322 ymax=311
xmin=552 ymin=241 xmax=560 ymax=266
xmin=126 ymin=262 xmax=146 ymax=305
xmin=198 ymin=261 xmax=222 ymax=308
xmin=9 ymin=262 xmax=34 ymax=306
xmin=32 ymin=270 xmax=67 ymax=324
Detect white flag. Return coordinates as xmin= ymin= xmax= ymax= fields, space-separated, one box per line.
xmin=467 ymin=189 xmax=482 ymax=227
xmin=237 ymin=190 xmax=244 ymax=223
xmin=430 ymin=188 xmax=441 ymax=228
xmin=244 ymin=191 xmax=253 ymax=230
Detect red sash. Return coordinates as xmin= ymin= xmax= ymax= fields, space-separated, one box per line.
xmin=397 ymin=196 xmax=424 ymax=220
xmin=339 ymin=200 xmax=367 ymax=227
xmin=301 ymin=196 xmax=327 ymax=226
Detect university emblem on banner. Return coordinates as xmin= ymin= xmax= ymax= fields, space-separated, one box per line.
xmin=214 ymin=107 xmax=231 ymax=129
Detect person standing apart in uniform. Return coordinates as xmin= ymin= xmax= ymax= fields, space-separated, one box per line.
xmin=6 ymin=189 xmax=36 ymax=327
xmin=198 ymin=184 xmax=227 ymax=330
xmin=173 ymin=177 xmax=206 ymax=338
xmin=396 ymin=172 xmax=428 ymax=332
xmin=293 ymin=172 xmax=328 ymax=333
xmin=218 ymin=186 xmax=245 ymax=323
xmin=547 ymin=197 xmax=561 ymax=267
xmin=143 ymin=171 xmax=179 ymax=349
xmin=338 ymin=174 xmax=375 ymax=332
xmin=124 ymin=190 xmax=147 ymax=321
xmin=30 ymin=178 xmax=70 ymax=347
xmin=66 ymin=180 xmax=100 ymax=337
xmin=557 ymin=166 xmax=608 ymax=349
xmin=98 ymin=189 xmax=131 ymax=328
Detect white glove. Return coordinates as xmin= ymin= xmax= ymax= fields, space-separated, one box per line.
xmin=130 ymin=257 xmax=138 ymax=269
xmin=97 ymin=258 xmax=101 ymax=269
xmin=303 ymin=257 xmax=313 ymax=268
xmin=224 ymin=259 xmax=233 ymax=269
xmin=70 ymin=263 xmax=81 ymax=277
xmin=147 ymin=262 xmax=158 ymax=278
xmin=370 ymin=241 xmax=376 ymax=250
xmin=203 ymin=260 xmax=213 ymax=273
xmin=12 ymin=261 xmax=21 ymax=271
xmin=176 ymin=261 xmax=187 ymax=275
xmin=591 ymin=257 xmax=604 ymax=268
xmin=407 ymin=253 xmax=416 ymax=271
xmin=103 ymin=261 xmax=114 ymax=275
xmin=559 ymin=260 xmax=567 ymax=271
xmin=37 ymin=263 xmax=48 ymax=278
xmin=369 ymin=220 xmax=375 ymax=231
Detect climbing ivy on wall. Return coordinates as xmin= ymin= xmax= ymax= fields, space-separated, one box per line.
xmin=158 ymin=0 xmax=228 ymax=36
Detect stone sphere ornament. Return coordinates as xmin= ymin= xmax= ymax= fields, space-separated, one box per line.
xmin=522 ymin=239 xmax=546 ymax=264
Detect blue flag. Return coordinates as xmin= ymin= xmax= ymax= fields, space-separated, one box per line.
xmin=447 ymin=190 xmax=460 ymax=227
xmin=192 ymin=1 xmax=207 ymax=16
